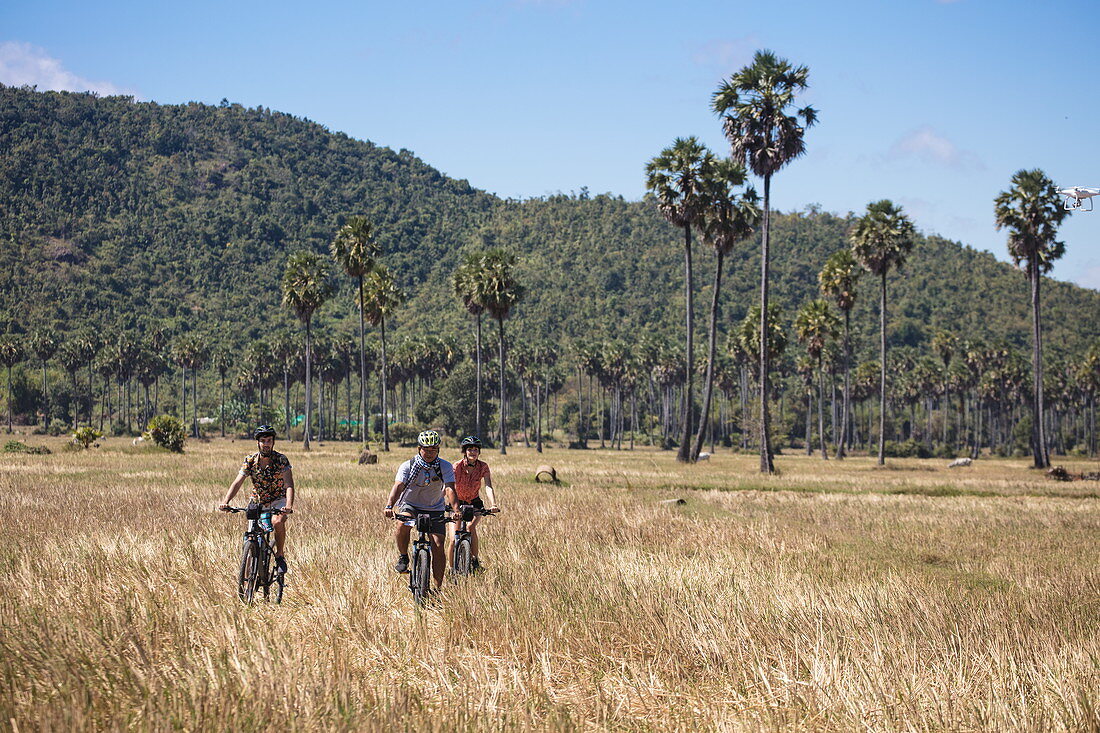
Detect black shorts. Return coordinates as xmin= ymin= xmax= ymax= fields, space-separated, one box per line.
xmin=396 ymin=505 xmax=447 ymax=535
xmin=460 ymin=497 xmax=484 ymax=510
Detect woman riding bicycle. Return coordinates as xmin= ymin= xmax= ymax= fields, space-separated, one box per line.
xmin=383 ymin=429 xmax=460 ymax=590
xmin=451 ymin=435 xmax=500 ymax=572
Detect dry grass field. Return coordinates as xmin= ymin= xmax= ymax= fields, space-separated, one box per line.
xmin=2 ymin=435 xmax=1099 ymax=731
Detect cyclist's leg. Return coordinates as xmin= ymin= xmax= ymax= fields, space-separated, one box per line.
xmin=429 ymin=531 xmax=446 ymax=587
xmin=395 ymin=522 xmax=412 ymax=556
xmin=469 ymin=514 xmax=481 ymax=558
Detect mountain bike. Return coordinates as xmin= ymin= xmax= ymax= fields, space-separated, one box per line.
xmin=394 ymin=511 xmax=454 ymax=606
xmin=225 ymin=505 xmax=286 ymax=604
xmin=451 ymin=505 xmax=495 ymax=577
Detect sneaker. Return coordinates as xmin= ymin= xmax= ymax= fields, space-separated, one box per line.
xmin=275 ymin=556 xmax=288 ymax=575
xmin=470 ymin=557 xmax=481 ymax=572
xmin=395 ymin=554 xmax=409 ymax=573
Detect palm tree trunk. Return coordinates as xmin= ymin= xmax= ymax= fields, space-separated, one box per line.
xmin=692 ymin=249 xmax=723 ymax=461
xmin=1030 ymin=264 xmax=1049 ymax=468
xmin=380 ymin=316 xmax=389 ymax=451
xmin=878 ymin=271 xmax=887 ymax=465
xmin=358 ymin=276 xmax=367 ymax=445
xmin=838 ymin=310 xmax=851 ymax=458
xmin=41 ymin=362 xmax=48 ymax=428
xmin=759 ymin=175 xmax=775 ymax=473
xmin=818 ymin=360 xmax=829 ymax=459
xmin=304 ymin=320 xmax=312 ymax=451
xmin=220 ymin=374 xmax=225 ymax=438
xmin=475 ymin=313 xmax=482 ymax=438
xmin=677 ymin=224 xmax=694 ymax=463
xmin=6 ymin=364 xmax=11 ymax=433
xmin=536 ymin=381 xmax=543 ymax=453
xmin=498 ymin=317 xmax=506 ymax=455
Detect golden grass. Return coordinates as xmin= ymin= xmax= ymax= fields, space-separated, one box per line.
xmin=2 ymin=436 xmax=1099 ymax=731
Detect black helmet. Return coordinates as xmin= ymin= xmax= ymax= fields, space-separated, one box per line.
xmin=460 ymin=435 xmax=482 ymax=450
xmin=253 ymin=425 xmax=276 ymax=440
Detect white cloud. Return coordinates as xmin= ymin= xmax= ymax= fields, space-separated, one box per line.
xmin=0 ymin=41 xmax=138 ymax=97
xmin=692 ymin=36 xmax=760 ymax=73
xmin=888 ymin=125 xmax=984 ymax=171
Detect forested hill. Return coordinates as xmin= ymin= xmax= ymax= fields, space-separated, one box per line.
xmin=2 ymin=84 xmax=1098 ymax=360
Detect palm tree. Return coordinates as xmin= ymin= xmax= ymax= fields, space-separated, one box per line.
xmin=994 ymin=169 xmax=1069 ymax=469
xmin=646 ymin=137 xmax=720 ymax=462
xmin=712 ymin=49 xmax=817 ymax=474
xmin=818 ymin=250 xmax=861 ymax=457
xmin=454 ymin=251 xmax=487 ymax=438
xmin=691 ymin=163 xmax=759 ymax=461
xmin=282 ymin=251 xmax=335 ymax=451
xmin=0 ymin=335 xmax=25 ymax=432
xmin=850 ymin=199 xmax=916 ymax=465
xmin=477 ymin=248 xmax=525 ymax=455
xmin=362 ymin=264 xmax=405 ymax=452
xmin=331 ymin=215 xmax=380 ymax=445
xmin=211 ymin=348 xmax=231 ymax=437
xmin=795 ymin=299 xmax=840 ymax=459
xmin=931 ymin=329 xmax=958 ymax=448
xmin=28 ymin=329 xmax=57 ymax=427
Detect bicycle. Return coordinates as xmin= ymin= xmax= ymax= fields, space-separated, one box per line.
xmin=225 ymin=505 xmax=286 ymax=604
xmin=451 ymin=505 xmax=495 ymax=577
xmin=393 ymin=511 xmax=454 ymax=606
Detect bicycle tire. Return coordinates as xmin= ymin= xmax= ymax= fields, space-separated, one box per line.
xmin=453 ymin=537 xmax=472 ymax=577
xmin=237 ymin=540 xmax=260 ymax=603
xmin=412 ymin=548 xmax=432 ymax=606
xmin=260 ymin=544 xmax=274 ymax=602
xmin=274 ymin=572 xmax=284 ymax=604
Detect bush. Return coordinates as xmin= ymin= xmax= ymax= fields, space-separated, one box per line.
xmin=388 ymin=422 xmax=420 ymax=446
xmin=3 ymin=439 xmax=50 ymax=455
xmin=144 ymin=414 xmax=186 ymax=453
xmin=73 ymin=427 xmax=102 ymax=449
xmin=883 ymin=439 xmax=932 ymax=459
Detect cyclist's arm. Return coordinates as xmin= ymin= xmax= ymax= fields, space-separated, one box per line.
xmin=444 ymin=482 xmax=460 ymax=515
xmin=283 ymin=467 xmax=295 ymax=512
xmin=482 ymin=466 xmax=499 ymax=511
xmin=220 ymin=472 xmax=247 ymax=510
xmin=383 ymin=481 xmax=404 ymax=518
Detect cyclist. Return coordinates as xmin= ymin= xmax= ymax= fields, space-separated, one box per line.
xmin=219 ymin=425 xmax=295 ymax=574
xmin=451 ymin=435 xmax=500 ymax=571
xmin=382 ymin=429 xmax=461 ymax=589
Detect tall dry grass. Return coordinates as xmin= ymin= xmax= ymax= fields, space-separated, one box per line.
xmin=2 ymin=436 xmax=1099 ymax=730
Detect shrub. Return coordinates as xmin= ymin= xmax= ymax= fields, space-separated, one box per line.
xmin=3 ymin=439 xmax=50 ymax=455
xmin=144 ymin=415 xmax=186 ymax=453
xmin=883 ymin=439 xmax=932 ymax=459
xmin=73 ymin=427 xmax=102 ymax=449
xmin=388 ymin=422 xmax=420 ymax=446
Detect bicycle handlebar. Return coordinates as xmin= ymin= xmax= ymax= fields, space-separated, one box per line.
xmin=223 ymin=506 xmax=289 ymax=515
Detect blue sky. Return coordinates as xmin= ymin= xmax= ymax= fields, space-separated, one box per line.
xmin=3 ymin=0 xmax=1099 ymax=289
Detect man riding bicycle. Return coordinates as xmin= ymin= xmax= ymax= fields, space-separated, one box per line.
xmin=383 ymin=429 xmax=461 ymax=590
xmin=219 ymin=425 xmax=295 ymax=574
xmin=451 ymin=435 xmax=500 ymax=571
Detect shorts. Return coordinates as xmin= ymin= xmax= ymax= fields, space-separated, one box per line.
xmin=459 ymin=497 xmax=484 ymax=510
xmin=260 ymin=497 xmax=287 ymax=512
xmin=396 ymin=504 xmax=447 ymax=535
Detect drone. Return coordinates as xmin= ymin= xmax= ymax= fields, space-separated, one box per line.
xmin=1058 ymin=186 xmax=1100 ymax=211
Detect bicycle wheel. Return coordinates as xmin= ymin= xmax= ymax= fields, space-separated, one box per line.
xmin=273 ymin=572 xmax=284 ymax=604
xmin=260 ymin=545 xmax=274 ymax=602
xmin=237 ymin=540 xmax=260 ymax=603
xmin=412 ymin=548 xmax=432 ymax=606
xmin=453 ymin=537 xmax=472 ymax=577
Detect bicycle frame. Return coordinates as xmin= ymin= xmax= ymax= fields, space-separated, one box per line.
xmin=395 ymin=512 xmax=452 ymax=605
xmin=228 ymin=505 xmax=284 ymax=604
xmin=451 ymin=505 xmax=494 ymax=577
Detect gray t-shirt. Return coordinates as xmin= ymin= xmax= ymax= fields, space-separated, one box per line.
xmin=395 ymin=458 xmax=455 ymax=511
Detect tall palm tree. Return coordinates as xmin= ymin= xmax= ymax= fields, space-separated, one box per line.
xmin=645 ymin=137 xmax=718 ymax=463
xmin=362 ymin=264 xmax=405 ymax=452
xmin=690 ymin=164 xmax=759 ymax=461
xmin=713 ymin=49 xmax=817 ymax=474
xmin=29 ymin=329 xmax=57 ymax=427
xmin=211 ymin=348 xmax=231 ymax=437
xmin=795 ymin=299 xmax=840 ymax=459
xmin=282 ymin=251 xmax=334 ymax=451
xmin=994 ymin=169 xmax=1068 ymax=469
xmin=331 ymin=215 xmax=380 ymax=445
xmin=477 ymin=248 xmax=524 ymax=455
xmin=931 ymin=329 xmax=958 ymax=448
xmin=454 ymin=251 xmax=487 ymax=438
xmin=850 ymin=199 xmax=916 ymax=465
xmin=819 ymin=250 xmax=861 ymax=457
xmin=0 ymin=335 xmax=25 ymax=433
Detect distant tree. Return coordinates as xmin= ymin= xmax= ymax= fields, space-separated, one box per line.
xmin=713 ymin=49 xmax=817 ymax=474
xmin=331 ymin=215 xmax=380 ymax=444
xmin=477 ymin=249 xmax=524 ymax=455
xmin=850 ymin=199 xmax=916 ymax=465
xmin=454 ymin=251 xmax=488 ymax=438
xmin=931 ymin=330 xmax=958 ymax=447
xmin=0 ymin=335 xmax=25 ymax=432
xmin=691 ymin=162 xmax=758 ymax=462
xmin=819 ymin=250 xmax=861 ymax=457
xmin=795 ymin=300 xmax=840 ymax=459
xmin=994 ymin=169 xmax=1069 ymax=469
xmin=646 ymin=137 xmax=718 ymax=463
xmin=211 ymin=348 xmax=232 ymax=437
xmin=362 ymin=264 xmax=405 ymax=452
xmin=28 ymin=329 xmax=58 ymax=426
xmin=282 ymin=251 xmax=335 ymax=451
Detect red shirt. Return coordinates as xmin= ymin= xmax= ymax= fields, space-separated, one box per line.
xmin=453 ymin=458 xmax=491 ymax=503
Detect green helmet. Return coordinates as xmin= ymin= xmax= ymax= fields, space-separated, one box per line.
xmin=417 ymin=429 xmax=442 ymax=448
